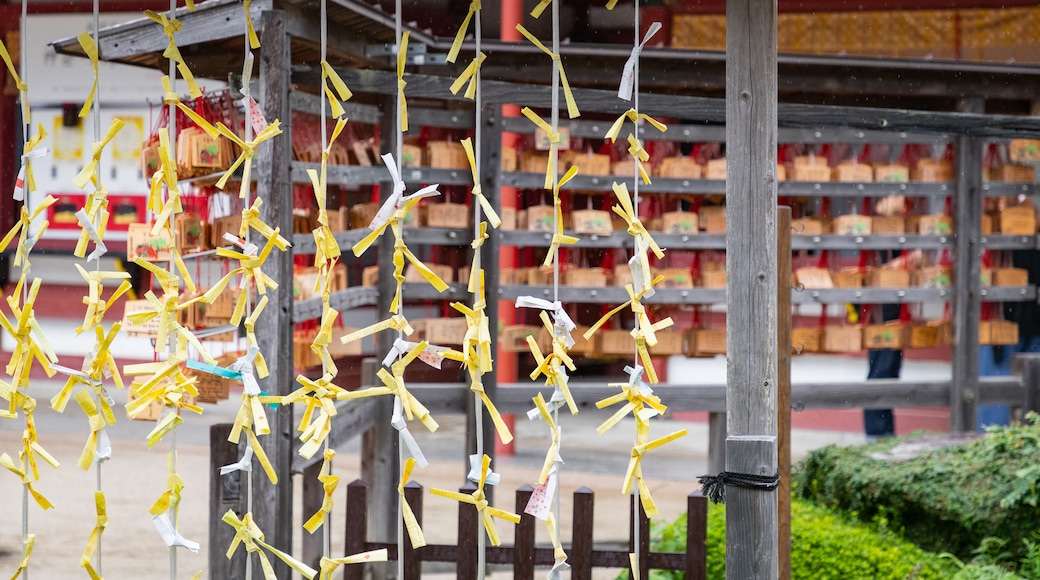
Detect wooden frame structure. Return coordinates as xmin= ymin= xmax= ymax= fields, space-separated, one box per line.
xmin=48 ymin=1 xmax=1040 ymax=577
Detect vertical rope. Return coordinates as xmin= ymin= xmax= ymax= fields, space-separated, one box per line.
xmin=318 ymin=0 xmax=333 ymax=564
xmin=18 ymin=0 xmax=30 ymax=577
xmin=241 ymin=4 xmax=256 ymax=576
xmin=471 ymin=7 xmax=488 ymax=577
xmin=630 ymin=1 xmax=642 ymax=569
xmin=165 ymin=1 xmax=179 ymax=578
xmin=90 ymin=0 xmax=105 ymax=575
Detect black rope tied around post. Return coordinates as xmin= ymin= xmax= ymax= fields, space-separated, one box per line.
xmin=697 ymin=469 xmax=781 ymax=504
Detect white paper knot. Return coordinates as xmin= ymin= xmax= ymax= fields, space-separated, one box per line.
xmin=369 ymin=153 xmax=440 ymax=231
xmin=95 ymin=429 xmax=112 ymax=464
xmin=223 ymin=232 xmax=258 ymax=256
xmin=14 ymin=147 xmax=48 ymax=202
xmin=382 ymin=337 xmax=452 ymax=369
xmin=392 ymin=397 xmax=428 ymax=468
xmin=619 ymin=22 xmax=662 ymax=101
xmin=152 ymin=513 xmax=200 ymax=553
xmin=219 ymin=445 xmax=253 ymax=475
xmin=625 ymin=365 xmax=653 ymax=397
xmin=467 ymin=453 xmax=500 ymax=486
xmin=75 ymin=209 xmax=108 ymax=261
xmin=230 ymin=347 xmax=261 ymax=395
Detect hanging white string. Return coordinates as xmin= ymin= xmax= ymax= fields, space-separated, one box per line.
xmin=90 ymin=0 xmax=105 ymax=575
xmin=19 ymin=0 xmax=30 ymax=577
xmin=394 ymin=2 xmax=406 ymax=579
xmin=472 ymin=7 xmax=488 ymax=578
xmin=549 ymin=0 xmax=565 ymax=562
xmin=318 ymin=0 xmax=333 ymax=565
xmin=241 ymin=2 xmax=257 ymax=576
xmin=631 ymin=2 xmax=642 ymax=571
xmin=165 ymin=0 xmax=179 ymax=577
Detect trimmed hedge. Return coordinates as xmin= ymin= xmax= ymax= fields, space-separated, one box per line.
xmin=795 ymin=417 xmax=1040 ymax=560
xmin=636 ymin=498 xmax=952 ymax=579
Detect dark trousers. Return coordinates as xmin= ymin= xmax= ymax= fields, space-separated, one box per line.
xmin=864 ymin=348 xmax=902 ymax=437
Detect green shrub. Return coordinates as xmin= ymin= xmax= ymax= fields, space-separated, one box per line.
xmin=628 ymin=498 xmax=952 ymax=579
xmin=795 ymin=417 xmax=1040 ymax=559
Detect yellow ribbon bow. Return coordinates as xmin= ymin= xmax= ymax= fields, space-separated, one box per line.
xmin=309 ymin=302 xmax=340 ymax=375
xmin=77 ymin=31 xmax=100 ymax=118
xmin=0 ymin=451 xmax=54 ymax=510
xmin=338 ymin=314 xmax=413 ymax=346
xmin=72 ymin=390 xmax=112 ymax=470
xmin=240 ymin=197 xmax=292 ymax=251
xmin=611 ymin=181 xmax=665 ymax=260
xmin=627 ymin=133 xmax=652 ymax=185
xmin=546 ymin=513 xmax=570 ymax=579
xmin=447 ymin=0 xmax=480 ymax=62
xmin=73 ymin=116 xmax=125 ymax=191
xmin=596 ymin=365 xmax=667 ymax=435
xmin=543 ymin=166 xmax=580 ymax=267
xmin=0 ymin=37 xmax=29 ymax=124
xmin=605 ymin=109 xmax=666 ymax=143
xmin=398 ymin=457 xmax=427 ymax=548
xmin=309 ymin=119 xmax=347 ymax=270
xmin=14 ymin=124 xmax=48 ymax=202
xmin=81 ymin=491 xmax=108 ymax=573
xmin=430 ymin=455 xmax=521 ymax=546
xmin=526 ymin=311 xmax=579 ymax=414
xmin=214 ymin=119 xmax=283 ymax=198
xmin=520 ymin=107 xmax=568 ymax=190
xmin=73 ymin=266 xmax=132 ymax=333
xmin=530 ymin=392 xmax=561 ymax=485
xmin=449 ymin=52 xmax=486 ymax=100
xmin=460 ymin=137 xmax=501 ymax=228
xmin=623 ymin=422 xmax=687 ymax=517
xmin=203 ymin=227 xmax=283 ymax=326
xmin=0 ymin=195 xmax=57 ymax=272
xmin=303 ymin=449 xmax=339 ymax=533
xmin=283 ymin=373 xmax=349 ymax=460
xmin=516 ymin=25 xmax=580 ymax=119
xmin=243 ymin=0 xmax=260 ymax=49
xmin=144 ymin=10 xmax=202 ymax=98
xmin=397 ymin=31 xmax=411 ymax=131
xmin=451 ymin=275 xmax=513 ymax=445
xmin=0 ymin=277 xmax=58 ymax=386
xmin=319 ymin=549 xmax=388 ymax=580
xmin=583 ymin=279 xmax=674 ymax=384
xmin=361 ymin=343 xmax=440 ymax=433
xmin=321 ymin=61 xmax=353 ymax=118
xmin=223 ymin=510 xmax=318 ymax=580
xmin=9 ymin=534 xmax=34 ymax=580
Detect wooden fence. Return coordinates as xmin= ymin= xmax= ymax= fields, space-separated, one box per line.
xmin=339 ymin=479 xmax=708 ymax=580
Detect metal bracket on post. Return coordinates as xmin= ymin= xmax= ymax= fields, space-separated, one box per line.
xmin=365 ymin=42 xmax=447 ymax=65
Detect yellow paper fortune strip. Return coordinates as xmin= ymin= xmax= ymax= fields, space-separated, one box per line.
xmin=430 ymin=455 xmax=520 ymax=546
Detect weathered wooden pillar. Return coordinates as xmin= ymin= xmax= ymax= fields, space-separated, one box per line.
xmin=776 ymin=207 xmax=792 ymax=579
xmin=209 ymin=424 xmax=246 ymax=580
xmin=1013 ymin=353 xmax=1040 ymax=417
xmin=952 ymin=97 xmax=984 ymax=432
xmin=254 ymin=9 xmax=294 ymax=578
xmin=725 ymin=0 xmax=779 ymax=578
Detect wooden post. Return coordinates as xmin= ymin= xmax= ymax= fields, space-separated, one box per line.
xmin=707 ymin=412 xmax=726 ymax=475
xmin=687 ymin=491 xmax=708 ymax=580
xmin=628 ymin=493 xmax=650 ymax=580
xmin=209 ymin=424 xmax=246 ymax=580
xmin=359 ymin=357 xmax=398 ymax=566
xmin=571 ymin=486 xmax=595 ymax=580
xmin=253 ymin=10 xmax=294 ymax=578
xmin=1014 ymin=353 xmax=1040 ymax=417
xmin=514 ymin=485 xmax=536 ymax=579
xmin=343 ymin=480 xmax=369 ymax=580
xmin=952 ymin=97 xmax=984 ymax=432
xmin=726 ymin=0 xmax=779 ymax=578
xmin=300 ymin=460 xmax=324 ymax=572
xmin=776 ymin=207 xmax=792 ymax=580
xmin=402 ymin=481 xmax=424 ymax=579
xmin=457 ymin=482 xmax=479 ymax=580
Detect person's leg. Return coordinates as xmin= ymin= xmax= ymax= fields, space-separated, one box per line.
xmin=864 ymin=349 xmax=901 ymax=438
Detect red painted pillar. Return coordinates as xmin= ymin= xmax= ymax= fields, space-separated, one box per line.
xmin=495 ymin=0 xmax=523 ymax=457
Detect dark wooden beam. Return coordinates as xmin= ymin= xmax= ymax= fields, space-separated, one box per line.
xmin=299 ymin=67 xmax=1040 ymax=138
xmin=253 ymin=9 xmax=294 ymax=579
